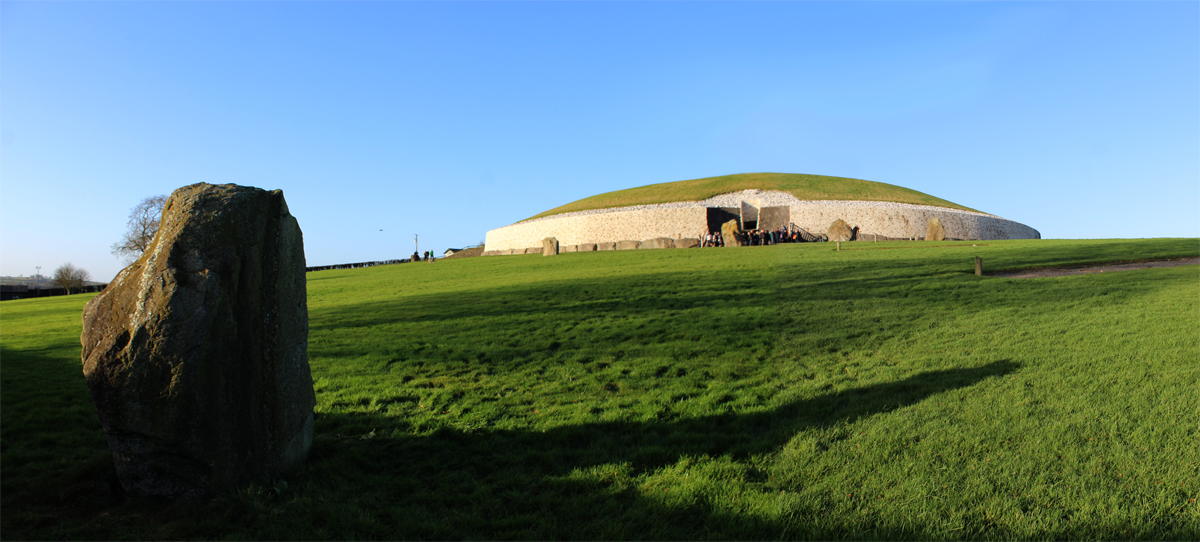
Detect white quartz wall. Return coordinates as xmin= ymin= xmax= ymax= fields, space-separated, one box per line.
xmin=484 ymin=194 xmax=1038 ymax=253
xmin=788 ymin=201 xmax=1040 ymax=240
xmin=484 ymin=207 xmax=707 ymax=252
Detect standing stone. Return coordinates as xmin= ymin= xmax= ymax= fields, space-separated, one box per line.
xmin=542 ymin=237 xmax=559 ymax=256
xmin=926 ymin=217 xmax=946 ymax=241
xmin=828 ymin=219 xmax=854 ymax=242
xmin=720 ymin=220 xmax=742 ymax=247
xmin=80 ymin=183 xmax=314 ymax=500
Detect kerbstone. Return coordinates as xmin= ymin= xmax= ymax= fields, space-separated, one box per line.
xmin=639 ymin=237 xmax=675 ymax=249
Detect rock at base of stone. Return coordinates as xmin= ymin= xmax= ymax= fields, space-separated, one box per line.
xmin=926 ymin=218 xmax=946 ymax=241
xmin=720 ymin=220 xmax=742 ymax=247
xmin=542 ymin=237 xmax=559 ymax=256
xmin=482 ymin=250 xmax=502 ymax=256
xmin=675 ymin=238 xmax=699 ymax=249
xmin=639 ymin=237 xmax=675 ymax=249
xmin=578 ymin=243 xmax=598 ymax=252
xmin=80 ymin=183 xmax=315 ymax=500
xmin=560 ymin=244 xmax=577 ymax=253
xmin=828 ymin=219 xmax=855 ymax=242
xmin=525 ymin=247 xmax=543 ymax=255
xmin=615 ymin=240 xmax=641 ymax=250
xmin=597 ymin=242 xmax=616 ymax=251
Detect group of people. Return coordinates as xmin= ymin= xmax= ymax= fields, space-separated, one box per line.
xmin=412 ymin=251 xmax=437 ymax=262
xmin=702 ymin=225 xmax=816 ymax=247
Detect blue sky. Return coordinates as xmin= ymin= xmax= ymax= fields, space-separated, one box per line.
xmin=2 ymin=1 xmax=1197 ymax=281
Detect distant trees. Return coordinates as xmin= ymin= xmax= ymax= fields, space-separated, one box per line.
xmin=53 ymin=263 xmax=91 ymax=294
xmin=111 ymin=195 xmax=167 ymax=263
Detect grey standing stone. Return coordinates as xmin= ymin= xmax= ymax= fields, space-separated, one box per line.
xmin=542 ymin=237 xmax=559 ymax=256
xmin=80 ymin=183 xmax=314 ymax=500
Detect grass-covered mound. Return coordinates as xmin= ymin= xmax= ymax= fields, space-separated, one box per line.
xmin=2 ymin=238 xmax=1197 ymax=539
xmin=526 ymin=172 xmax=980 ymax=221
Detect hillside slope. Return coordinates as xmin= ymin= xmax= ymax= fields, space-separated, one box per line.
xmin=526 ymin=172 xmax=979 ymax=221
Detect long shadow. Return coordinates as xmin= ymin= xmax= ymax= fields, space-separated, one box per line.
xmin=300 ymin=360 xmax=1018 ymax=539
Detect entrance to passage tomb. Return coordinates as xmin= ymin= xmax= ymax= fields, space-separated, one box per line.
xmin=706 ymin=207 xmax=740 ymax=232
xmin=757 ymin=206 xmax=789 ymax=231
xmin=706 ymin=204 xmax=789 ymax=231
xmin=740 ymin=201 xmax=759 ymax=230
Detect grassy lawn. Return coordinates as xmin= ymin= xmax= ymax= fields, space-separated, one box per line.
xmin=2 ymin=238 xmax=1197 ymax=539
xmin=526 ymin=172 xmax=980 ymax=221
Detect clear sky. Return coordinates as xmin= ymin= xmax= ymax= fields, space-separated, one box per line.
xmin=2 ymin=1 xmax=1197 ymax=282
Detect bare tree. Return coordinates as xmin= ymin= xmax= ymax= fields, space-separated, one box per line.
xmin=111 ymin=194 xmax=167 ymax=263
xmin=53 ymin=263 xmax=91 ymax=294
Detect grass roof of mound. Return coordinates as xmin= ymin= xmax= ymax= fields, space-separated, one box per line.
xmin=524 ymin=173 xmax=981 ymax=221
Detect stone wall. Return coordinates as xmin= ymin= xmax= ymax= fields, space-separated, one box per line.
xmin=483 ymin=194 xmax=1038 ymax=254
xmin=787 ymin=201 xmax=1040 ymax=241
xmin=484 ymin=207 xmax=707 ymax=252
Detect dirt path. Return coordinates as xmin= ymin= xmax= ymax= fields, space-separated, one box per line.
xmin=988 ymin=257 xmax=1199 ymax=279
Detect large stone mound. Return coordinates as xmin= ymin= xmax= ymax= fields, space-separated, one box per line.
xmin=80 ymin=183 xmax=314 ymax=499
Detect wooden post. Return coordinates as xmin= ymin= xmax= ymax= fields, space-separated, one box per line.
xmin=975 ymin=256 xmax=982 ymax=276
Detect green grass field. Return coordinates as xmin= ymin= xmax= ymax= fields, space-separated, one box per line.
xmin=525 ymin=172 xmax=980 ymax=221
xmin=2 ymin=238 xmax=1198 ymax=540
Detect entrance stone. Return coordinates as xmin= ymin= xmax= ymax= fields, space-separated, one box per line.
xmin=721 ymin=220 xmax=742 ymax=247
xmin=639 ymin=237 xmax=675 ymax=249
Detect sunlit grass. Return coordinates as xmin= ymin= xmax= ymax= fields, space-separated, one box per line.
xmin=2 ymin=238 xmax=1197 ymax=539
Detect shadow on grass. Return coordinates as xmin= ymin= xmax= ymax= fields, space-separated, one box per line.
xmin=300 ymin=360 xmax=1018 ymax=539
